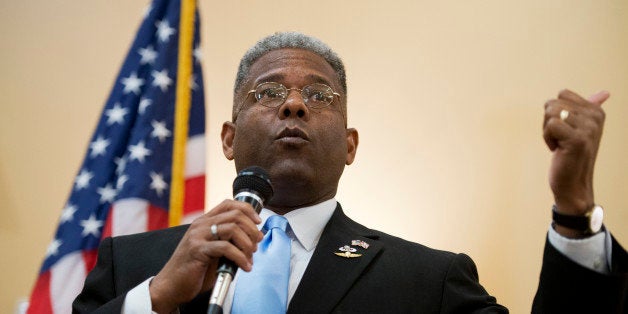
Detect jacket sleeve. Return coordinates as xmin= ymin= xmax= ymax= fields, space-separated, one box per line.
xmin=72 ymin=237 xmax=126 ymax=313
xmin=532 ymin=235 xmax=628 ymax=314
xmin=440 ymin=253 xmax=509 ymax=313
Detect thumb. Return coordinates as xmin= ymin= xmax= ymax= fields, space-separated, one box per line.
xmin=588 ymin=90 xmax=610 ymax=106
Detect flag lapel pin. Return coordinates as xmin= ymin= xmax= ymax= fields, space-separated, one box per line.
xmin=351 ymin=239 xmax=369 ymax=249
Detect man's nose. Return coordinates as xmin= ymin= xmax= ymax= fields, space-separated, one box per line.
xmin=278 ymin=89 xmax=310 ymax=121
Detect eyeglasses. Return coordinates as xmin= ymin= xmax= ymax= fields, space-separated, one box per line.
xmin=249 ymin=82 xmax=341 ymax=109
xmin=235 ymin=81 xmax=346 ymax=124
xmin=235 ymin=82 xmax=342 ymax=119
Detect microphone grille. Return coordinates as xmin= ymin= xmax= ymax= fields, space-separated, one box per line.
xmin=233 ymin=166 xmax=273 ymax=202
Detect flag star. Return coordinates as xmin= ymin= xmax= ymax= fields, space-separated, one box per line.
xmin=116 ymin=174 xmax=129 ymax=190
xmin=193 ymin=45 xmax=202 ymax=63
xmin=151 ymin=120 xmax=172 ymax=143
xmin=128 ymin=141 xmax=152 ymax=162
xmin=156 ymin=20 xmax=176 ymax=43
xmin=60 ymin=203 xmax=77 ymax=223
xmin=97 ymin=183 xmax=117 ymax=203
xmin=138 ymin=45 xmax=157 ymax=65
xmin=138 ymin=97 xmax=153 ymax=114
xmin=114 ymin=156 xmax=127 ymax=176
xmin=80 ymin=214 xmax=104 ymax=237
xmin=121 ymin=72 xmax=145 ymax=95
xmin=89 ymin=136 xmax=110 ymax=158
xmin=74 ymin=169 xmax=94 ymax=190
xmin=149 ymin=171 xmax=168 ymax=197
xmin=105 ymin=103 xmax=129 ymax=125
xmin=151 ymin=69 xmax=172 ymax=92
xmin=46 ymin=239 xmax=62 ymax=257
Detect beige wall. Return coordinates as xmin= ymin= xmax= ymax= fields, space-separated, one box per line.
xmin=1 ymin=1 xmax=627 ymax=312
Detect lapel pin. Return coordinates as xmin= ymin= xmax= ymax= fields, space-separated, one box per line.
xmin=351 ymin=240 xmax=369 ymax=249
xmin=334 ymin=245 xmax=362 ymax=258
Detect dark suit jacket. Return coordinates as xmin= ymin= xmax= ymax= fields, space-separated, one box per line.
xmin=73 ymin=204 xmax=627 ymax=313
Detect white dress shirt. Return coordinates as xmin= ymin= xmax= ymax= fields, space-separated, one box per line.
xmin=123 ymin=198 xmax=337 ymax=313
xmin=548 ymin=224 xmax=611 ymax=273
xmin=121 ymin=201 xmax=612 ymax=313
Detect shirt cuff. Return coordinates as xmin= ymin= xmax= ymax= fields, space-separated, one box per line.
xmin=122 ymin=276 xmax=159 ymax=314
xmin=548 ymin=223 xmax=611 ymax=274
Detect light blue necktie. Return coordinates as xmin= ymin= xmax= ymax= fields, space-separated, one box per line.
xmin=232 ymin=215 xmax=291 ymax=314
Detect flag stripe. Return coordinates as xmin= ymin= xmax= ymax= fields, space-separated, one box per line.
xmin=185 ymin=134 xmax=205 ymax=177
xmin=148 ymin=203 xmax=169 ymax=230
xmin=51 ymin=253 xmax=87 ymax=314
xmin=184 ymin=175 xmax=205 ymax=213
xmin=82 ymin=250 xmax=99 ymax=274
xmin=111 ymin=199 xmax=149 ymax=236
xmin=182 ymin=211 xmax=203 ymax=225
xmin=28 ymin=272 xmax=53 ymax=313
xmin=102 ymin=210 xmax=113 ymax=239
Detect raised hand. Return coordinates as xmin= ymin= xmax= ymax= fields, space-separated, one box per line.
xmin=543 ymin=89 xmax=609 ymax=237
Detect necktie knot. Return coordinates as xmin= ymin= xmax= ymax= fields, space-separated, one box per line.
xmin=264 ymin=215 xmax=288 ymax=233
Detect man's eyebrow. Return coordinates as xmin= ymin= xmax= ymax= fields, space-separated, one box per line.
xmin=254 ymin=73 xmax=284 ymax=86
xmin=305 ymin=74 xmax=333 ymax=86
xmin=253 ymin=73 xmax=334 ymax=87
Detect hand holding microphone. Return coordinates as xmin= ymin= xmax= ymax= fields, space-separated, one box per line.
xmin=149 ymin=167 xmax=272 ymax=314
xmin=209 ymin=166 xmax=273 ymax=313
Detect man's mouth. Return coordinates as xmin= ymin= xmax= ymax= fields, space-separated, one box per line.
xmin=275 ymin=127 xmax=310 ymax=144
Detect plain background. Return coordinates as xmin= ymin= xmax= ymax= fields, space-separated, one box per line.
xmin=1 ymin=1 xmax=627 ymax=313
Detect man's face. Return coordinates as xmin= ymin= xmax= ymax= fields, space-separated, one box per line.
xmin=222 ymin=48 xmax=358 ymax=212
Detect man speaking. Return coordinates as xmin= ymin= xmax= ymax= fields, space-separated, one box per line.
xmin=73 ymin=32 xmax=627 ymax=313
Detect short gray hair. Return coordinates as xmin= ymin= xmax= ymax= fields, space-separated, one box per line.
xmin=232 ymin=32 xmax=347 ymax=121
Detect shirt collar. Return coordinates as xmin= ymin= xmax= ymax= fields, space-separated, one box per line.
xmin=259 ymin=198 xmax=337 ymax=252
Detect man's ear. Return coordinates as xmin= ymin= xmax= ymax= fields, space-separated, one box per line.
xmin=221 ymin=121 xmax=236 ymax=160
xmin=345 ymin=128 xmax=359 ymax=165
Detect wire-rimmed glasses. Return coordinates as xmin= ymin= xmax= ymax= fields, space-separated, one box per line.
xmin=235 ymin=82 xmax=343 ymax=121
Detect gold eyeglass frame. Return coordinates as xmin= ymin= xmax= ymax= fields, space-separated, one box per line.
xmin=234 ymin=82 xmax=344 ymax=122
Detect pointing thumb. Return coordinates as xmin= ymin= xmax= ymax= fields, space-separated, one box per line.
xmin=588 ymin=91 xmax=610 ymax=106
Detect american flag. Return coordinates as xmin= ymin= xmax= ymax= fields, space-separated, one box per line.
xmin=26 ymin=0 xmax=205 ymax=312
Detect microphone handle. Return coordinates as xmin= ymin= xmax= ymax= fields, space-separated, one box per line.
xmin=208 ymin=191 xmax=264 ymax=314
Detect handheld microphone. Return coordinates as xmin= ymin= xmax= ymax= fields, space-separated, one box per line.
xmin=208 ymin=166 xmax=273 ymax=314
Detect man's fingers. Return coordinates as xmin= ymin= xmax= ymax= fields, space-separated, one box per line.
xmin=207 ymin=199 xmax=261 ymax=224
xmin=211 ymin=222 xmax=259 ymax=255
xmin=587 ymin=90 xmax=610 ymax=106
xmin=201 ymin=241 xmax=253 ymax=271
xmin=208 ymin=209 xmax=263 ymax=243
xmin=557 ymin=89 xmax=588 ymax=104
xmin=545 ymin=90 xmax=607 ymax=136
xmin=544 ymin=99 xmax=582 ymax=130
xmin=543 ymin=117 xmax=573 ymax=151
xmin=196 ymin=199 xmax=262 ymax=245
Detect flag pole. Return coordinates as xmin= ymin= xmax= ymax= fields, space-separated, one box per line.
xmin=169 ymin=0 xmax=196 ymax=226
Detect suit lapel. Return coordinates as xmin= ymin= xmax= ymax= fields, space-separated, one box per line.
xmin=288 ymin=204 xmax=382 ymax=313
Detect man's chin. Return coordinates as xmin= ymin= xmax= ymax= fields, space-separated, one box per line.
xmin=267 ymin=163 xmax=313 ymax=188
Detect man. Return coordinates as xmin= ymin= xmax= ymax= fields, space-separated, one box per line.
xmin=74 ymin=32 xmax=627 ymax=313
